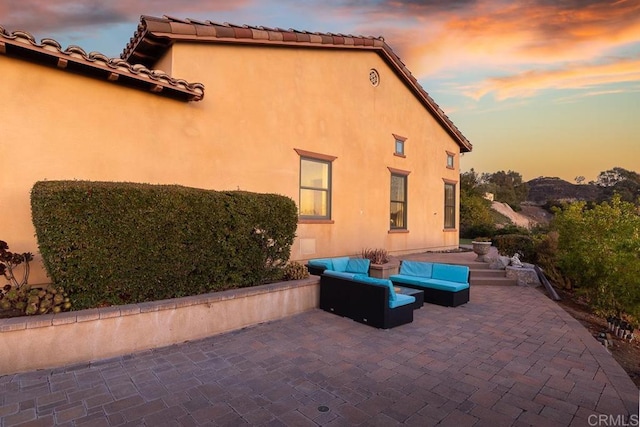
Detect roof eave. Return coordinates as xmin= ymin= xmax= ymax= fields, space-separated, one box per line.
xmin=0 ymin=26 xmax=204 ymax=102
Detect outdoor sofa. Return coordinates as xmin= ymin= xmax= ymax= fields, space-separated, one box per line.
xmin=319 ymin=272 xmax=415 ymax=329
xmin=389 ymin=260 xmax=470 ymax=307
xmin=305 ymin=256 xmax=371 ymax=278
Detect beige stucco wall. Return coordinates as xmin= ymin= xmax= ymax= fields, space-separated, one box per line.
xmin=0 ymin=43 xmax=461 ymax=284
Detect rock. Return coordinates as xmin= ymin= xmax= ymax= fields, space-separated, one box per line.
xmin=489 ymin=256 xmax=510 ymax=270
xmin=506 ymin=266 xmax=541 ymax=287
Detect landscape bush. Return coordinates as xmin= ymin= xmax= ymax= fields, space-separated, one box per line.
xmin=31 ymin=181 xmax=298 ymax=310
xmin=492 ymin=234 xmax=536 ymax=262
xmin=552 ymin=195 xmax=640 ymax=318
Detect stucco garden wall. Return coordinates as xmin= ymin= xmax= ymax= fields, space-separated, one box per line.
xmin=0 ymin=278 xmax=319 ymax=376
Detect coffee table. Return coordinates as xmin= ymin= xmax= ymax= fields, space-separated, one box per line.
xmin=394 ymin=286 xmax=424 ymax=309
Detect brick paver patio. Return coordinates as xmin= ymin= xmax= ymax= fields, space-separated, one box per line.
xmin=1 ymin=268 xmax=638 ymax=425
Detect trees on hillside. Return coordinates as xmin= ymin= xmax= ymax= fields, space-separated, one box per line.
xmin=459 ymin=169 xmax=529 ymax=237
xmin=459 ymin=169 xmax=495 ymax=238
xmin=592 ymin=167 xmax=640 ymax=204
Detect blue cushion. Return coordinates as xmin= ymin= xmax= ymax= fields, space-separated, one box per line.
xmin=353 ymin=275 xmax=396 ymax=301
xmin=422 ymin=278 xmax=469 ymax=292
xmin=331 ymin=257 xmax=350 ymax=272
xmin=346 ymin=258 xmax=371 ymax=274
xmin=389 ymin=274 xmax=431 ymax=288
xmin=308 ymin=258 xmax=333 ymax=270
xmin=399 ymin=260 xmax=433 ymax=278
xmin=431 ymin=264 xmax=469 ymax=284
xmin=323 ymin=270 xmax=360 ymax=280
xmin=390 ymin=294 xmax=415 ymax=308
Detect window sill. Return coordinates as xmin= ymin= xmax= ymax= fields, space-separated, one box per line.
xmin=388 ymin=229 xmax=409 ymax=234
xmin=443 ymin=228 xmax=458 ymax=232
xmin=298 ymin=219 xmax=335 ymax=225
xmin=393 ymin=153 xmax=406 ymax=158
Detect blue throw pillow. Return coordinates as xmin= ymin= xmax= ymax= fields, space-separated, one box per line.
xmin=400 ymin=260 xmax=433 ymax=278
xmin=331 ymin=257 xmax=350 ymax=272
xmin=346 ymin=258 xmax=370 ymax=274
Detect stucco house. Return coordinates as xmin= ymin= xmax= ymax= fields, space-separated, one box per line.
xmin=0 ymin=16 xmax=471 ymax=285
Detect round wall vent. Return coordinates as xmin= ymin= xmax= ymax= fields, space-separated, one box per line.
xmin=369 ymin=69 xmax=380 ymax=86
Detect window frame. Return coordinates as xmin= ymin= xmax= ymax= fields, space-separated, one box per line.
xmin=393 ymin=134 xmax=407 ymax=157
xmin=446 ymin=151 xmax=455 ymax=169
xmin=295 ymin=149 xmax=336 ymax=222
xmin=444 ymin=180 xmax=457 ymax=230
xmin=389 ymin=167 xmax=410 ymax=231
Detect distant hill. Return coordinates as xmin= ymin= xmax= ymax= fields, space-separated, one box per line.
xmin=526 ymin=177 xmax=602 ymax=205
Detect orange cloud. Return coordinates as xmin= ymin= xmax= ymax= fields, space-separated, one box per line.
xmin=466 ymin=58 xmax=640 ymax=100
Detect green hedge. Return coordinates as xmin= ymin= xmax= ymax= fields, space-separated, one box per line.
xmin=31 ymin=181 xmax=298 ymax=309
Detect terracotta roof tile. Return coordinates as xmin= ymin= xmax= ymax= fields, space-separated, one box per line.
xmin=120 ymin=15 xmax=470 ymax=151
xmin=234 ymin=27 xmax=253 ymax=39
xmin=215 ymin=25 xmax=235 ymax=38
xmin=0 ymin=25 xmax=204 ymax=102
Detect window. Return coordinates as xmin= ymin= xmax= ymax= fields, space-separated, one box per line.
xmin=446 ymin=152 xmax=455 ymax=169
xmin=390 ymin=172 xmax=408 ymax=230
xmin=393 ymin=134 xmax=407 ymax=157
xmin=444 ymin=182 xmax=456 ymax=229
xmin=296 ymin=149 xmax=335 ymax=220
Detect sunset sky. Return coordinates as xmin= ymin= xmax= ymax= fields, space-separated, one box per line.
xmin=2 ymin=1 xmax=639 ymax=182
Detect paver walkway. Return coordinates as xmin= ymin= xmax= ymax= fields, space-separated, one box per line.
xmin=1 ymin=255 xmax=638 ymax=426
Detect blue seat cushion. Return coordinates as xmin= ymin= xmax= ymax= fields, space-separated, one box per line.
xmin=399 ymin=260 xmax=433 ymax=278
xmin=389 ymin=274 xmax=431 ymax=288
xmin=323 ymin=270 xmax=360 ymax=280
xmin=431 ymin=264 xmax=469 ymax=284
xmin=390 ymin=293 xmax=416 ymax=308
xmin=422 ymin=279 xmax=469 ymax=292
xmin=331 ymin=257 xmax=350 ymax=272
xmin=346 ymin=258 xmax=370 ymax=274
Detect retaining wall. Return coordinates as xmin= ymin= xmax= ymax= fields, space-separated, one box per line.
xmin=0 ymin=278 xmax=320 ymax=375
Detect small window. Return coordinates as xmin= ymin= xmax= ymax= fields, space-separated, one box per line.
xmin=444 ymin=182 xmax=456 ymax=229
xmin=390 ymin=172 xmax=408 ymax=230
xmin=393 ymin=134 xmax=407 ymax=157
xmin=446 ymin=152 xmax=455 ymax=169
xmin=295 ymin=149 xmax=336 ymax=220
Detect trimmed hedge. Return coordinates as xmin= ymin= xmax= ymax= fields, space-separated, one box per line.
xmin=31 ymin=181 xmax=298 ymax=309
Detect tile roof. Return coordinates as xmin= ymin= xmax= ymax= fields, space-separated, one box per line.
xmin=122 ymin=15 xmax=471 ymax=152
xmin=0 ymin=25 xmax=204 ymax=102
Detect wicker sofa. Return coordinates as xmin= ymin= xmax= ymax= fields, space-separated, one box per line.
xmin=319 ymin=273 xmax=415 ymax=329
xmin=389 ymin=260 xmax=470 ymax=307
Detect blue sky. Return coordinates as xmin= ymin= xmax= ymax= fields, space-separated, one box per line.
xmin=2 ymin=0 xmax=639 ymax=182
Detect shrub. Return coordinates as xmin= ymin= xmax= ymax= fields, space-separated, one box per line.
xmin=0 ymin=240 xmax=71 ymax=316
xmin=31 ymin=181 xmax=298 ymax=309
xmin=552 ymin=195 xmax=640 ymax=317
xmin=282 ymin=262 xmax=309 ymax=281
xmin=493 ymin=234 xmax=536 ymax=262
xmin=361 ymin=248 xmax=389 ymax=264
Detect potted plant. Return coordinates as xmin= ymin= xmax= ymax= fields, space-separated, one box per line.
xmin=362 ymin=248 xmax=399 ymax=279
xmin=471 ymin=237 xmax=492 ymax=261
